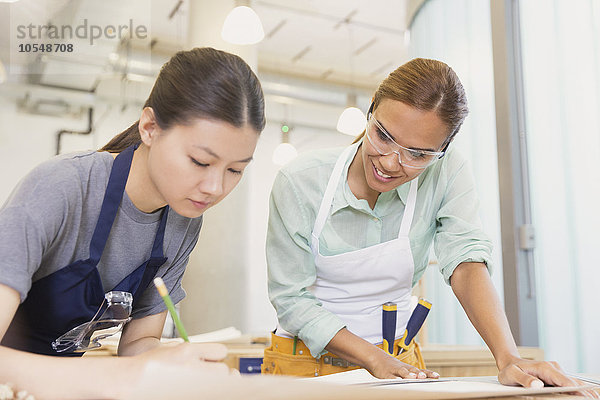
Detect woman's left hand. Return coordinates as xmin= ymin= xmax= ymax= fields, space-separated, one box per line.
xmin=498 ymin=357 xmax=599 ymax=398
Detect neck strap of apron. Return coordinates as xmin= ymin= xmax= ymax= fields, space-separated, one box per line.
xmin=88 ymin=144 xmax=137 ymax=263
xmin=311 ymin=145 xmax=355 ymax=245
xmin=398 ymin=177 xmax=418 ymax=237
xmin=150 ymin=205 xmax=169 ymax=258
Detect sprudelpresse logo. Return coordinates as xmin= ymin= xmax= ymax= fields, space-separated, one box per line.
xmin=14 ymin=19 xmax=148 ymax=53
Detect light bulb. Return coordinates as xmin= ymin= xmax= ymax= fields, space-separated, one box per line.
xmin=272 ymin=143 xmax=298 ymax=166
xmin=336 ymin=107 xmax=367 ymax=136
xmin=221 ymin=6 xmax=265 ymax=45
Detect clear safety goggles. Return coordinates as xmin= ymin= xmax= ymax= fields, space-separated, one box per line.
xmin=365 ymin=115 xmax=447 ymax=169
xmin=52 ymin=291 xmax=133 ymax=353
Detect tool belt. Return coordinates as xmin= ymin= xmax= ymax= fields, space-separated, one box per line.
xmin=261 ymin=333 xmax=425 ymax=377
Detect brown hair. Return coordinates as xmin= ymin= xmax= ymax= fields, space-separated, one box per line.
xmin=101 ymin=47 xmax=265 ymax=152
xmin=354 ymin=58 xmax=468 ymax=147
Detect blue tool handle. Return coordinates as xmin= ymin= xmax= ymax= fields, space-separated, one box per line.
xmin=401 ymin=299 xmax=431 ymax=348
xmin=382 ymin=302 xmax=397 ymax=354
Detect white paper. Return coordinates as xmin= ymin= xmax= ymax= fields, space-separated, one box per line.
xmin=309 ymin=369 xmax=442 ymax=385
xmin=187 ymin=326 xmax=242 ymax=343
xmin=308 ymin=369 xmax=594 ymax=397
xmin=94 ymin=326 xmax=242 ymax=351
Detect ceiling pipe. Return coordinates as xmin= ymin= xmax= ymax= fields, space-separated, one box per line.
xmin=260 ymin=70 xmax=372 ymax=110
xmin=56 ymin=107 xmax=93 ymax=155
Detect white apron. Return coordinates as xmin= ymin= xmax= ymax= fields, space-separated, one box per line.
xmin=276 ymin=144 xmax=419 ymax=344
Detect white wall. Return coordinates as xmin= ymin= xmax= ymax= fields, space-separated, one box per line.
xmin=0 ymin=95 xmax=141 ymax=205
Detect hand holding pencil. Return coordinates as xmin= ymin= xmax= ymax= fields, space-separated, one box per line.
xmin=146 ymin=277 xmax=231 ymax=371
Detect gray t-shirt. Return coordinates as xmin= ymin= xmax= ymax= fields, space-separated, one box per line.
xmin=0 ymin=150 xmax=202 ymax=319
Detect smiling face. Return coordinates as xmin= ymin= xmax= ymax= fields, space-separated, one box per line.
xmin=137 ymin=110 xmax=259 ymax=218
xmin=349 ymin=98 xmax=449 ymax=203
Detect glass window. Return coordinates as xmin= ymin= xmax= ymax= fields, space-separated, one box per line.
xmin=520 ymin=0 xmax=600 ymax=372
xmin=410 ymin=0 xmax=503 ymax=346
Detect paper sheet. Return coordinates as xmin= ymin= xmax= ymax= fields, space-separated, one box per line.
xmin=308 ymin=369 xmax=594 ymax=397
xmin=90 ymin=326 xmax=242 ymax=354
xmin=187 ymin=326 xmax=242 ymax=343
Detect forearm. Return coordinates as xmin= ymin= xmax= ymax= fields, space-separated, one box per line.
xmin=450 ymin=262 xmax=520 ymax=369
xmin=324 ymin=328 xmax=433 ymax=379
xmin=118 ymin=335 xmax=161 ymax=356
xmin=325 ymin=328 xmax=387 ymax=369
xmin=117 ymin=311 xmax=167 ymax=356
xmin=0 ymin=346 xmax=135 ymax=400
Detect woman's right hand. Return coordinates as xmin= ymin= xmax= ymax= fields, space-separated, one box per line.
xmin=325 ymin=328 xmax=439 ymax=380
xmin=365 ymin=348 xmax=439 ymax=379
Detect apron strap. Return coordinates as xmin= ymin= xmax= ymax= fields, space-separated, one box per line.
xmin=150 ymin=206 xmax=169 ymax=258
xmin=110 ymin=204 xmax=169 ymax=301
xmin=133 ymin=205 xmax=169 ymax=302
xmin=311 ymin=145 xmax=357 ymax=251
xmin=88 ymin=144 xmax=136 ymax=263
xmin=398 ymin=178 xmax=418 ymax=237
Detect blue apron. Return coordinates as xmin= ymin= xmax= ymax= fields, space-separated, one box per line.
xmin=1 ymin=145 xmax=169 ymax=356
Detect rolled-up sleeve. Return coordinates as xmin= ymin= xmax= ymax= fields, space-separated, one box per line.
xmin=266 ymin=171 xmax=345 ymax=357
xmin=433 ymin=159 xmax=493 ymax=285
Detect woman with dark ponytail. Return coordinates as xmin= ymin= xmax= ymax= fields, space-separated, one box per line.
xmin=0 ymin=47 xmax=265 ymax=398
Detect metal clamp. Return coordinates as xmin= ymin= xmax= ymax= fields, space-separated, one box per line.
xmin=322 ymin=356 xmax=356 ymax=368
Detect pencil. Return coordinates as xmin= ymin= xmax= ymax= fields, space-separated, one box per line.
xmin=153 ymin=277 xmax=189 ymax=342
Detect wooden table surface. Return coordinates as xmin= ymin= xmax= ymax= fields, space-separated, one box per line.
xmin=129 ymin=371 xmax=600 ymax=400
xmin=83 ymin=336 xmax=599 ymax=399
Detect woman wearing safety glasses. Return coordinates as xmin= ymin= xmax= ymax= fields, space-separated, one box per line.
xmin=262 ymin=58 xmax=577 ymax=389
xmin=0 ymin=47 xmax=264 ymax=399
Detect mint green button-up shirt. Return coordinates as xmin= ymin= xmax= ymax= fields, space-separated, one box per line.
xmin=266 ymin=143 xmax=493 ymax=357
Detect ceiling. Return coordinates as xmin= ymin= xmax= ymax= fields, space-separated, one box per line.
xmin=0 ymin=0 xmax=421 ymax=111
xmin=254 ymin=0 xmax=412 ymax=90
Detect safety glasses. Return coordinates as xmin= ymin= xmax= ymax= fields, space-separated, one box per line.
xmin=52 ymin=291 xmax=133 ymax=353
xmin=365 ymin=115 xmax=447 ymax=169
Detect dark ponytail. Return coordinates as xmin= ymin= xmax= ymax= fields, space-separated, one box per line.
xmin=101 ymin=47 xmax=265 ymax=152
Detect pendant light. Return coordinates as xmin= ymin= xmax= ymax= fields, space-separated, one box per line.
xmin=221 ymin=3 xmax=264 ymax=45
xmin=336 ymin=94 xmax=366 ymax=136
xmin=272 ymin=123 xmax=298 ymax=166
xmin=336 ymin=24 xmax=366 ymax=136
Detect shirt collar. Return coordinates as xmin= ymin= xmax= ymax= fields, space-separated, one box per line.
xmin=395 ymin=181 xmax=410 ymax=206
xmin=329 ymin=142 xmax=412 ymax=216
xmin=330 ymin=142 xmax=362 ymax=215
